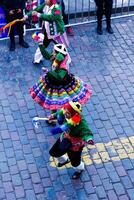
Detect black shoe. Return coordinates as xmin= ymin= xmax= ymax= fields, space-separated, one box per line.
xmin=106 ymin=26 xmax=114 ymax=34
xmin=97 ymin=26 xmax=103 ymax=35
xmin=19 ymin=40 xmax=29 ymax=48
xmin=57 ymin=159 xmax=70 ymax=167
xmin=10 ymin=42 xmax=15 ymax=51
xmin=72 ymin=170 xmax=83 ymax=179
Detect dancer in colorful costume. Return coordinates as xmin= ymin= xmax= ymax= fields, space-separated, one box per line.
xmin=29 ymin=40 xmax=91 ymax=112
xmin=32 ymin=32 xmax=71 ymax=71
xmin=49 ymin=101 xmax=94 ymax=179
xmin=25 ymin=0 xmax=68 ymax=64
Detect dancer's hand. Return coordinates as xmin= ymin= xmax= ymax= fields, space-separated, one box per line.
xmin=51 ymin=127 xmax=63 ymax=135
xmin=87 ymin=139 xmax=94 ymax=145
xmin=38 ymin=33 xmax=44 ymax=44
xmin=32 ymin=117 xmax=40 ymax=128
xmin=9 ymin=10 xmax=14 ymax=15
xmin=17 ymin=9 xmax=22 ymax=13
xmin=32 ymin=11 xmax=38 ymax=16
xmin=23 ymin=15 xmax=28 ymax=21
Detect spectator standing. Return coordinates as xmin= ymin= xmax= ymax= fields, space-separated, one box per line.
xmin=57 ymin=0 xmax=74 ymax=36
xmin=95 ymin=0 xmax=114 ymax=35
xmin=2 ymin=0 xmax=29 ymax=51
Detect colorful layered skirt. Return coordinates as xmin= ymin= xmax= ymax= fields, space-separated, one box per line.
xmin=29 ymin=69 xmax=92 ymax=110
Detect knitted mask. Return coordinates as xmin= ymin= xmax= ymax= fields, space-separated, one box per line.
xmin=54 ymin=44 xmax=68 ymax=56
xmin=63 ymin=102 xmax=82 ymax=125
xmin=64 ymin=103 xmax=77 ymax=117
xmin=50 ymin=0 xmax=57 ymax=5
xmin=32 ymin=32 xmax=44 ymax=42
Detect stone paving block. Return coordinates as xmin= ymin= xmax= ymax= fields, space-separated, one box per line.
xmin=2 ymin=172 xmax=11 ymax=182
xmin=60 ymin=175 xmax=71 ymax=185
xmin=17 ymin=160 xmax=27 ymax=171
xmin=97 ymin=168 xmax=109 ymax=179
xmin=119 ymin=195 xmax=130 ymax=200
xmin=96 ymin=185 xmax=107 ymax=198
xmin=23 ymin=144 xmax=32 ymax=154
xmin=42 ymin=177 xmax=53 ymax=187
xmin=13 ymin=140 xmax=22 ymax=150
xmin=45 ymin=187 xmax=56 ymax=200
xmin=102 ymin=178 xmax=113 ymax=191
xmin=15 ymin=186 xmax=25 ymax=198
xmin=0 ymin=122 xmax=8 ymax=131
xmin=121 ymin=176 xmax=133 ymax=189
xmin=109 ymin=171 xmax=121 ymax=183
xmin=76 ymin=189 xmax=89 ymax=200
xmin=107 ymin=190 xmax=118 ymax=200
xmin=6 ymin=192 xmax=16 ymax=200
xmin=25 ymin=190 xmax=36 ymax=200
xmin=0 ymin=151 xmax=7 ymax=162
xmin=84 ymin=181 xmax=95 ymax=195
xmin=31 ymin=173 xmax=41 ymax=184
xmin=127 ymin=170 xmax=134 ymax=183
xmin=122 ymin=158 xmax=133 ymax=170
xmin=20 ymin=170 xmax=30 ymax=180
xmin=35 ymin=156 xmax=46 ymax=168
xmin=23 ymin=179 xmax=33 ymax=190
xmin=0 ymin=188 xmax=6 ymax=199
xmin=113 ymin=182 xmax=126 ymax=196
xmin=39 ymin=167 xmax=49 ymax=178
xmin=91 ymin=174 xmax=102 ymax=186
xmin=36 ymin=194 xmax=47 ymax=200
xmin=28 ymin=163 xmax=38 ymax=173
xmin=10 ymin=165 xmax=19 ymax=175
xmin=12 ymin=174 xmax=22 ymax=186
xmin=15 ymin=150 xmax=24 ymax=161
xmin=88 ymin=193 xmax=99 ymax=200
xmin=127 ymin=188 xmax=134 ymax=200
xmin=33 ymin=183 xmax=44 ymax=194
xmin=80 ymin=170 xmax=90 ymax=182
xmin=116 ymin=166 xmax=127 ymax=177
xmin=64 ymin=184 xmax=77 ymax=197
xmin=8 ymin=157 xmax=17 ymax=167
xmin=19 ymin=135 xmax=29 ymax=145
xmin=1 ymin=130 xmax=10 ymax=140
xmin=53 ymin=180 xmax=63 ymax=192
xmin=3 ymin=181 xmax=13 ymax=193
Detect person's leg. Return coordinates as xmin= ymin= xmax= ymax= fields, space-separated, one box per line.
xmin=49 ymin=138 xmax=69 ymax=166
xmin=68 ymin=150 xmax=84 ymax=179
xmin=34 ymin=30 xmax=52 ymax=64
xmin=60 ymin=0 xmax=74 ymax=36
xmin=9 ymin=26 xmax=16 ymax=51
xmin=16 ymin=13 xmax=29 ymax=48
xmin=34 ymin=47 xmax=44 ymax=64
xmin=95 ymin=0 xmax=104 ymax=35
xmin=105 ymin=0 xmax=113 ymax=34
xmin=5 ymin=14 xmax=16 ymax=51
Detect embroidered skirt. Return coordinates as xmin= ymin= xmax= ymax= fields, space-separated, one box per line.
xmin=29 ymin=71 xmax=92 ymax=110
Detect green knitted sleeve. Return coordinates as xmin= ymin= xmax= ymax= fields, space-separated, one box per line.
xmin=80 ymin=118 xmax=94 ymax=142
xmin=40 ymin=5 xmax=62 ymax=21
xmin=55 ymin=53 xmax=65 ymax=62
xmin=39 ymin=45 xmax=53 ymax=60
xmin=26 ymin=3 xmax=45 ymax=17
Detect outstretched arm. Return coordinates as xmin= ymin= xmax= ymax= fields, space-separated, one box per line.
xmin=51 ymin=122 xmax=70 ymax=135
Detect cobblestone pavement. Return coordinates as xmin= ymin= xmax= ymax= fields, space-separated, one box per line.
xmin=0 ymin=16 xmax=134 ymax=200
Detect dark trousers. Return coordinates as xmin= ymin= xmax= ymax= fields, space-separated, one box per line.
xmin=5 ymin=11 xmax=24 ymax=42
xmin=42 ymin=30 xmax=57 ymax=48
xmin=58 ymin=0 xmax=69 ymax=25
xmin=49 ymin=138 xmax=82 ymax=167
xmin=95 ymin=0 xmax=113 ymax=25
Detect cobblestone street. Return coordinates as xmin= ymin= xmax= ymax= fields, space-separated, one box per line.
xmin=0 ymin=16 xmax=134 ymax=200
